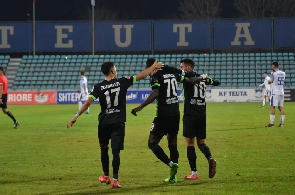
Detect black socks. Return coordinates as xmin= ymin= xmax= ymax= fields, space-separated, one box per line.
xmin=198 ymin=144 xmax=212 ymax=161
xmin=112 ymin=149 xmax=120 ymax=180
xmin=101 ymin=147 xmax=109 ymax=176
xmin=187 ymin=146 xmax=197 ymax=172
xmin=168 ymin=144 xmax=179 ymax=164
xmin=6 ymin=111 xmax=16 ymax=123
xmin=149 ymin=142 xmax=171 ymax=165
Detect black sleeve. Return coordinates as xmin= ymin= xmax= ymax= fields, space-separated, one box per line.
xmin=150 ymin=74 xmax=160 ymax=90
xmin=89 ymin=84 xmax=100 ymax=100
xmin=119 ymin=76 xmax=137 ymax=89
xmin=162 ymin=65 xmax=183 ymax=75
xmin=205 ymin=78 xmax=221 ymax=86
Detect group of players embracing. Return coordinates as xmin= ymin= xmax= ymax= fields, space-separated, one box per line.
xmin=67 ymin=58 xmax=220 ymax=189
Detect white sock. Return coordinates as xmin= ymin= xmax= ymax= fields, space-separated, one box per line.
xmin=262 ymin=98 xmax=265 ymax=106
xmin=270 ymin=114 xmax=275 ymax=124
xmin=280 ymin=115 xmax=285 ymax=124
xmin=87 ymin=107 xmax=90 ymax=113
xmin=192 ymin=171 xmax=197 ymax=175
xmin=168 ymin=161 xmax=173 ymax=167
xmin=78 ymin=101 xmax=82 ymax=110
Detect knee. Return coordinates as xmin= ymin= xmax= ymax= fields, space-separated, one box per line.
xmin=198 ymin=143 xmax=206 ymax=149
xmin=148 ymin=142 xmax=158 ymax=150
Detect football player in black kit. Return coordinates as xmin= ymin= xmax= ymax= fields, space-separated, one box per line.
xmin=67 ymin=61 xmax=163 ymax=189
xmin=172 ymin=58 xmax=220 ymax=180
xmin=131 ymin=58 xmax=208 ymax=183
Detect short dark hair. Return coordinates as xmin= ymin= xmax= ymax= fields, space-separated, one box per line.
xmin=146 ymin=58 xmax=156 ymax=68
xmin=264 ymin=72 xmax=268 ymax=74
xmin=0 ymin=67 xmax=3 ymax=72
xmin=180 ymin=58 xmax=195 ymax=68
xmin=272 ymin=61 xmax=279 ymax=67
xmin=101 ymin=62 xmax=115 ymax=76
xmin=80 ymin=71 xmax=85 ymax=75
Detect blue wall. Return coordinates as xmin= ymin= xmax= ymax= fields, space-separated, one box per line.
xmin=0 ymin=19 xmax=293 ymax=52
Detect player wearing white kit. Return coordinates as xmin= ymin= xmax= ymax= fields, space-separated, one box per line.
xmin=76 ymin=71 xmax=90 ymax=114
xmin=266 ymin=62 xmax=285 ymax=127
xmin=259 ymin=72 xmax=271 ymax=107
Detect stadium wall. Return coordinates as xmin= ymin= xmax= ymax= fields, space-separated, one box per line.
xmin=0 ymin=18 xmax=295 ymax=53
xmin=7 ymin=89 xmax=295 ymax=104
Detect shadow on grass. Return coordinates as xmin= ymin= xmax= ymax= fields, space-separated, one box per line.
xmin=42 ymin=181 xmax=208 ymax=195
xmin=211 ymin=127 xmax=260 ymax=132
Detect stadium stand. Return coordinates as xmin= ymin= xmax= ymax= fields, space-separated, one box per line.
xmin=1 ymin=53 xmax=294 ymax=90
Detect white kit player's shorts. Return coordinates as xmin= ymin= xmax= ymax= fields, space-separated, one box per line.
xmin=270 ymin=95 xmax=284 ymax=107
xmin=264 ymin=89 xmax=271 ymax=96
xmin=78 ymin=93 xmax=88 ymax=101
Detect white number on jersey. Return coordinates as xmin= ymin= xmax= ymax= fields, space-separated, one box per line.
xmin=104 ymin=87 xmax=120 ymax=108
xmin=164 ymin=78 xmax=178 ymax=97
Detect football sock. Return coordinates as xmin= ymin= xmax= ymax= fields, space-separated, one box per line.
xmin=198 ymin=144 xmax=212 ymax=161
xmin=270 ymin=114 xmax=275 ymax=124
xmin=6 ymin=111 xmax=16 ymax=123
xmin=101 ymin=147 xmax=109 ymax=176
xmin=192 ymin=171 xmax=197 ymax=175
xmin=112 ymin=149 xmax=120 ymax=180
xmin=78 ymin=101 xmax=82 ymax=110
xmin=262 ymin=98 xmax=265 ymax=106
xmin=280 ymin=115 xmax=285 ymax=124
xmin=148 ymin=142 xmax=171 ymax=165
xmin=87 ymin=107 xmax=90 ymax=113
xmin=187 ymin=146 xmax=197 ymax=172
xmin=168 ymin=144 xmax=179 ymax=164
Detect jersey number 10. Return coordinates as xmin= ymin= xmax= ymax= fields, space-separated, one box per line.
xmin=193 ymin=83 xmax=206 ymax=99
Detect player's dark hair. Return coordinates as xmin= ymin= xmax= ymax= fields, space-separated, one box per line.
xmin=80 ymin=71 xmax=85 ymax=75
xmin=0 ymin=67 xmax=3 ymax=72
xmin=272 ymin=61 xmax=279 ymax=67
xmin=264 ymin=72 xmax=268 ymax=74
xmin=181 ymin=58 xmax=195 ymax=68
xmin=101 ymin=62 xmax=115 ymax=76
xmin=146 ymin=58 xmax=156 ymax=68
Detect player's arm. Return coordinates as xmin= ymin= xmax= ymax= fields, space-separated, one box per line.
xmin=75 ymin=88 xmax=80 ymax=93
xmin=182 ymin=74 xmax=209 ymax=84
xmin=131 ymin=89 xmax=159 ymax=116
xmin=67 ymin=98 xmax=94 ymax=128
xmin=83 ymin=83 xmax=87 ymax=94
xmin=162 ymin=65 xmax=183 ymax=75
xmin=205 ymin=78 xmax=220 ymax=86
xmin=135 ymin=61 xmax=163 ymax=81
xmin=0 ymin=83 xmax=3 ymax=104
xmin=268 ymin=74 xmax=273 ymax=84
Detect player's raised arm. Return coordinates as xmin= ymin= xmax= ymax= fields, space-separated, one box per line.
xmin=131 ymin=89 xmax=159 ymax=116
xmin=182 ymin=74 xmax=209 ymax=84
xmin=135 ymin=61 xmax=163 ymax=81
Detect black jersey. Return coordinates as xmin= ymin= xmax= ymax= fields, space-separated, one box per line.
xmin=150 ymin=69 xmax=183 ymax=117
xmin=183 ymin=72 xmax=219 ymax=115
xmin=90 ymin=76 xmax=136 ymax=125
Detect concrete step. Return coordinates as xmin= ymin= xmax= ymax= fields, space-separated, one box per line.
xmin=8 ymin=62 xmax=20 ymax=66
xmin=10 ymin=58 xmax=22 ymax=62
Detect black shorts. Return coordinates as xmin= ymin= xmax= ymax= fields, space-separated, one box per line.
xmin=150 ymin=115 xmax=180 ymax=138
xmin=98 ymin=122 xmax=125 ymax=150
xmin=183 ymin=114 xmax=206 ymax=139
xmin=0 ymin=94 xmax=7 ymax=109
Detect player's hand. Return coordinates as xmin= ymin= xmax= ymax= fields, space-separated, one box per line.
xmin=0 ymin=99 xmax=2 ymax=104
xmin=67 ymin=118 xmax=77 ymax=128
xmin=200 ymin=74 xmax=209 ymax=80
xmin=131 ymin=106 xmax=142 ymax=116
xmin=152 ymin=61 xmax=164 ymax=69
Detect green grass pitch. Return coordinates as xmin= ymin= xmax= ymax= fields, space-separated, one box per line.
xmin=0 ymin=103 xmax=294 ymax=195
